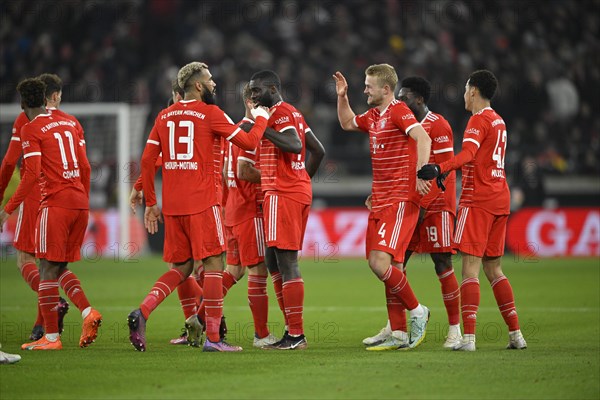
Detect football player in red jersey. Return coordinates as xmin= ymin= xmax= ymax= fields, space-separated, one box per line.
xmin=334 ymin=64 xmax=432 ymax=350
xmin=129 ymin=79 xmax=207 ymax=347
xmin=128 ymin=62 xmax=270 ymax=352
xmin=1 ymin=78 xmax=102 ymax=350
xmin=363 ymin=77 xmax=462 ymax=348
xmin=418 ymin=70 xmax=527 ymax=351
xmin=248 ymin=70 xmax=325 ymax=350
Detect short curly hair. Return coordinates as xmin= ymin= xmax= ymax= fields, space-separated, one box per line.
xmin=400 ymin=76 xmax=431 ymax=103
xmin=38 ymin=73 xmax=62 ymax=98
xmin=468 ymin=70 xmax=498 ymax=100
xmin=177 ymin=62 xmax=208 ymax=91
xmin=17 ymin=78 xmax=46 ymax=108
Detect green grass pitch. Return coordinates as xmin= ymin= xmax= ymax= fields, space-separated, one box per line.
xmin=1 ymin=254 xmax=598 ymax=399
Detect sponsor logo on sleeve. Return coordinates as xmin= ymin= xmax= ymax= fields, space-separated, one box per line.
xmin=274 ymin=116 xmax=290 ymax=125
xmin=434 ymin=135 xmax=450 ymax=143
xmin=465 ymin=128 xmax=480 ymax=135
xmin=22 ymin=141 xmax=30 ymax=149
xmin=401 ymin=113 xmax=414 ymax=120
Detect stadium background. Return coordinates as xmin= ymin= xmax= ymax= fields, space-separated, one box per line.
xmin=1 ymin=0 xmax=597 ymax=259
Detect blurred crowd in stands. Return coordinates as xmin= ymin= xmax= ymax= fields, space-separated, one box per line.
xmin=2 ymin=0 xmax=598 ymax=187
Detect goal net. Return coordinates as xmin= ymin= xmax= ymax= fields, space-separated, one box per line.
xmin=0 ymin=103 xmax=150 ymax=260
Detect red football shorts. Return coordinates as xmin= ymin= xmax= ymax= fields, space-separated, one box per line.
xmin=453 ymin=206 xmax=508 ymax=258
xmin=13 ymin=196 xmax=38 ymax=254
xmin=408 ymin=210 xmax=455 ymax=254
xmin=263 ymin=194 xmax=309 ymax=251
xmin=35 ymin=207 xmax=89 ymax=263
xmin=163 ymin=205 xmax=226 ymax=263
xmin=225 ymin=217 xmax=266 ymax=266
xmin=366 ymin=201 xmax=419 ymax=264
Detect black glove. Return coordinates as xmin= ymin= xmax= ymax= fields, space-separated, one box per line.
xmin=417 ymin=164 xmax=441 ymax=180
xmin=436 ymin=173 xmax=448 ymax=192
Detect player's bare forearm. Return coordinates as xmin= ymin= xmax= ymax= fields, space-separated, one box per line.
xmin=237 ymin=160 xmax=261 ymax=184
xmin=410 ymin=126 xmax=432 ymax=169
xmin=336 ymin=95 xmax=358 ymax=131
xmin=305 ymin=129 xmax=325 ymax=178
xmin=332 ymin=71 xmax=358 ymax=131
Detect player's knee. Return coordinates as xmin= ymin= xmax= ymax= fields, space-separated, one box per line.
xmin=226 ymin=264 xmax=245 ymax=280
xmin=432 ymin=253 xmax=452 ymax=275
xmin=248 ymin=262 xmax=268 ymax=276
xmin=368 ymin=251 xmax=392 ymax=278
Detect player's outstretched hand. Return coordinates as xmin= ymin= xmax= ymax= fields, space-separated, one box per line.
xmin=129 ymin=188 xmax=143 ymax=215
xmin=417 ymin=178 xmax=432 ymax=196
xmin=332 ymin=71 xmax=348 ymax=97
xmin=144 ymin=205 xmax=163 ymax=234
xmin=417 ymin=164 xmax=441 ymax=180
xmin=0 ymin=209 xmax=9 ymax=232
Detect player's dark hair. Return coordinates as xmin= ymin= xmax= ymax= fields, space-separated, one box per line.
xmin=38 ymin=73 xmax=62 ymax=98
xmin=400 ymin=76 xmax=431 ymax=103
xmin=468 ymin=70 xmax=498 ymax=100
xmin=171 ymin=79 xmax=184 ymax=97
xmin=17 ymin=78 xmax=47 ymax=108
xmin=250 ymin=70 xmax=281 ymax=90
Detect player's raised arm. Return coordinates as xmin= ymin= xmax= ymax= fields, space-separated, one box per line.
xmin=304 ymin=128 xmax=325 ymax=178
xmin=333 ymin=71 xmax=359 ymax=131
xmin=212 ymin=107 xmax=269 ymax=151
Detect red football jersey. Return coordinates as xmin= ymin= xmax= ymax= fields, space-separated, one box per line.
xmin=224 ymin=118 xmax=263 ymax=227
xmin=441 ymin=107 xmax=510 ymax=215
xmin=418 ymin=111 xmax=456 ymax=215
xmin=141 ymin=99 xmax=268 ymax=216
xmin=354 ymin=99 xmax=421 ymax=212
xmin=259 ymin=101 xmax=312 ymax=205
xmin=0 ymin=112 xmax=41 ymax=202
xmin=5 ymin=112 xmax=89 ymax=213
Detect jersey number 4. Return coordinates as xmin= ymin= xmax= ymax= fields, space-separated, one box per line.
xmin=492 ymin=129 xmax=507 ymax=169
xmin=167 ymin=120 xmax=194 ymax=160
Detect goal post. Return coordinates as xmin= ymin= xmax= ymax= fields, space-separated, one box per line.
xmin=0 ymin=102 xmax=150 ymax=259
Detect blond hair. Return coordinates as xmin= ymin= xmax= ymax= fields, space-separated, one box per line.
xmin=241 ymin=82 xmax=252 ymax=101
xmin=177 ymin=62 xmax=209 ymax=90
xmin=365 ymin=64 xmax=398 ymax=90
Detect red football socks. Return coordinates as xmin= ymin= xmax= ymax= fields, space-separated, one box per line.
xmin=460 ymin=277 xmax=480 ymax=335
xmin=203 ymin=272 xmax=224 ymax=342
xmin=248 ymin=274 xmax=269 ymax=338
xmin=20 ymin=262 xmax=44 ymax=326
xmin=58 ymin=270 xmax=91 ymax=312
xmin=270 ymin=272 xmax=288 ymax=327
xmin=222 ymin=270 xmax=237 ymax=296
xmin=140 ymin=268 xmax=186 ymax=320
xmin=491 ymin=275 xmax=520 ymax=331
xmin=381 ymin=265 xmax=419 ymax=311
xmin=177 ymin=276 xmax=202 ymax=319
xmin=438 ymin=268 xmax=460 ymax=326
xmin=282 ymin=278 xmax=304 ymax=336
xmin=386 ymin=285 xmax=407 ymax=331
xmin=38 ymin=280 xmax=59 ymax=334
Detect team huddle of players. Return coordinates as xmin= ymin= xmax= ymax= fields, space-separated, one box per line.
xmin=0 ymin=61 xmax=527 ymax=354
